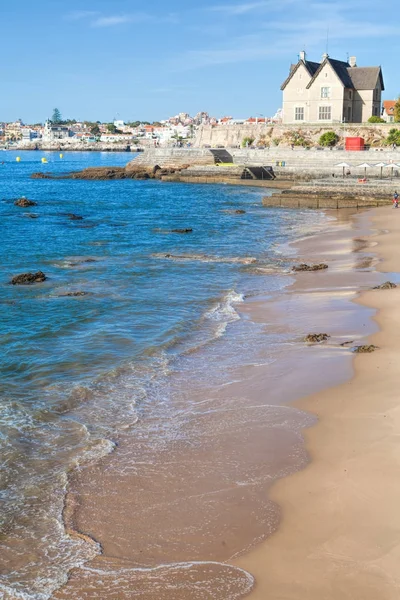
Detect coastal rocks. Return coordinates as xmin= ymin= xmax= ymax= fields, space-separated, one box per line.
xmin=352 ymin=345 xmax=379 ymax=353
xmin=70 ymin=167 xmax=128 ymax=180
xmin=304 ymin=333 xmax=330 ymax=343
xmin=292 ymin=263 xmax=328 ymax=272
xmin=14 ymin=197 xmax=37 ymax=207
xmin=11 ymin=271 xmax=47 ymax=285
xmin=373 ymin=281 xmax=397 ymax=289
xmin=31 ymin=172 xmax=52 ymax=179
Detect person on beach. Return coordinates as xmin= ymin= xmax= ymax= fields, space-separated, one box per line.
xmin=393 ymin=191 xmax=399 ymax=208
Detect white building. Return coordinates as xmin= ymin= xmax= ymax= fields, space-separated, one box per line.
xmin=42 ymin=120 xmax=72 ymax=141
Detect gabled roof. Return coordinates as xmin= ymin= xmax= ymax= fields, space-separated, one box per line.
xmin=383 ymin=100 xmax=395 ymax=114
xmin=348 ymin=66 xmax=384 ymax=91
xmin=281 ymin=59 xmax=320 ymax=90
xmin=306 ymin=57 xmax=353 ymax=89
xmin=305 ymin=57 xmax=384 ymax=91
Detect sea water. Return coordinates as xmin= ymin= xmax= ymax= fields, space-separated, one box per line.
xmin=0 ymin=151 xmax=329 ymax=599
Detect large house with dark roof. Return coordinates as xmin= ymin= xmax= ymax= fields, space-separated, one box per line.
xmin=281 ymin=52 xmax=384 ymax=124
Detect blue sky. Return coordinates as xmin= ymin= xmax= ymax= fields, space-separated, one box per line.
xmin=2 ymin=0 xmax=398 ymax=123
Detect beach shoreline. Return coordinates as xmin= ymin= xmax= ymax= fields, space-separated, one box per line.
xmin=50 ymin=206 xmax=389 ymax=599
xmin=235 ymin=205 xmax=400 ymax=599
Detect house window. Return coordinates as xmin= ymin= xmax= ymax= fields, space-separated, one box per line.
xmin=349 ymin=90 xmax=352 ymax=100
xmin=321 ymin=87 xmax=331 ymax=98
xmin=319 ymin=106 xmax=332 ymax=120
xmin=295 ymin=107 xmax=304 ymax=121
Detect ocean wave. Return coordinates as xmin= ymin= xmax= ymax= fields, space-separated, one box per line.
xmin=151 ymin=253 xmax=257 ymax=265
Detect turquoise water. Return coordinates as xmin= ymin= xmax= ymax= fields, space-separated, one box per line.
xmin=0 ymin=151 xmax=328 ymax=599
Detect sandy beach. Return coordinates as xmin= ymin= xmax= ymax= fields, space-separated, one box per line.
xmin=236 ymin=205 xmax=400 ymax=599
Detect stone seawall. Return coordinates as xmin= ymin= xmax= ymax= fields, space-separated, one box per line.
xmin=194 ymin=123 xmax=400 ymax=149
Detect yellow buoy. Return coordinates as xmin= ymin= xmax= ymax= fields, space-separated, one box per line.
xmin=16 ymin=156 xmax=21 ymax=162
xmin=41 ymin=158 xmax=48 ymax=164
xmin=59 ymin=153 xmax=63 ymax=159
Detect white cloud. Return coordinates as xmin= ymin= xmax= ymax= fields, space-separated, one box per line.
xmin=91 ymin=13 xmax=150 ymax=27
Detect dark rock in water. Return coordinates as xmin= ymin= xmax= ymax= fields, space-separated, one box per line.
xmin=63 ymin=213 xmax=84 ymax=221
xmin=14 ymin=197 xmax=37 ymax=207
xmin=373 ymin=281 xmax=397 ymax=290
xmin=293 ymin=263 xmax=328 ymax=272
xmin=24 ymin=213 xmax=39 ymax=219
xmin=171 ymin=228 xmax=193 ymax=234
xmin=67 ymin=258 xmax=97 ymax=267
xmin=235 ymin=209 xmax=246 ymax=214
xmin=58 ymin=291 xmax=90 ymax=297
xmin=340 ymin=340 xmax=355 ymax=347
xmin=352 ymin=345 xmax=378 ymax=353
xmin=305 ymin=333 xmax=330 ymax=343
xmin=31 ymin=172 xmax=52 ymax=179
xmin=11 ymin=271 xmax=47 ymax=285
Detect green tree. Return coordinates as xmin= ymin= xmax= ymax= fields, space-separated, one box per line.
xmin=51 ymin=108 xmax=62 ymax=123
xmin=394 ymin=97 xmax=400 ymax=123
xmin=368 ymin=116 xmax=385 ymax=123
xmin=319 ymin=131 xmax=339 ymax=147
xmin=386 ymin=128 xmax=400 ymax=146
xmin=90 ymin=123 xmax=100 ymax=135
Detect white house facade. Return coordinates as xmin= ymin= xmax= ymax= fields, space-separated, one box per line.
xmin=281 ymin=52 xmax=384 ymax=124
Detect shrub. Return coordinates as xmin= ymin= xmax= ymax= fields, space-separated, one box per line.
xmin=368 ymin=116 xmax=385 ymax=123
xmin=242 ymin=137 xmax=255 ymax=148
xmin=272 ymin=138 xmax=280 ymax=146
xmin=319 ymin=131 xmax=339 ymax=147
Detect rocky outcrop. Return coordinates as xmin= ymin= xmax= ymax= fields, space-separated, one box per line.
xmin=373 ymin=281 xmax=397 ymax=289
xmin=30 ymin=164 xmax=183 ymax=181
xmin=11 ymin=271 xmax=47 ymax=285
xmin=352 ymin=345 xmax=378 ymax=353
xmin=14 ymin=198 xmax=37 ymax=207
xmin=304 ymin=333 xmax=330 ymax=343
xmin=292 ymin=263 xmax=328 ymax=272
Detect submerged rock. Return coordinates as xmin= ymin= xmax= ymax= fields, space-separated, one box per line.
xmin=293 ymin=263 xmax=328 ymax=272
xmin=373 ymin=281 xmax=397 ymax=289
xmin=352 ymin=345 xmax=378 ymax=353
xmin=58 ymin=291 xmax=90 ymax=297
xmin=24 ymin=213 xmax=39 ymax=219
xmin=11 ymin=271 xmax=47 ymax=285
xmin=235 ymin=209 xmax=246 ymax=214
xmin=63 ymin=213 xmax=84 ymax=221
xmin=304 ymin=333 xmax=330 ymax=343
xmin=171 ymin=228 xmax=193 ymax=234
xmin=14 ymin=197 xmax=37 ymax=207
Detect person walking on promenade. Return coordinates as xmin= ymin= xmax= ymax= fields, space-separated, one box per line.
xmin=393 ymin=190 xmax=399 ymax=208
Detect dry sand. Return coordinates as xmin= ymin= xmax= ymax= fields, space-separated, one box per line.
xmin=236 ymin=205 xmax=400 ymax=599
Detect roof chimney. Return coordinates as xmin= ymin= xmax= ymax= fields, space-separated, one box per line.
xmin=349 ymin=56 xmax=357 ymax=67
xmin=299 ymin=50 xmax=306 ymax=62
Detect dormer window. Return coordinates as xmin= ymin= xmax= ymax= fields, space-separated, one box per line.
xmin=321 ymin=87 xmax=331 ymax=99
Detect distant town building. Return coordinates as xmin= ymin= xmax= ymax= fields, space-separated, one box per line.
xmin=42 ymin=120 xmax=72 ymax=141
xmin=5 ymin=120 xmax=24 ymax=140
xmin=382 ymin=100 xmax=396 ymax=123
xmin=21 ymin=128 xmax=39 ymax=142
xmin=281 ymin=52 xmax=384 ymax=124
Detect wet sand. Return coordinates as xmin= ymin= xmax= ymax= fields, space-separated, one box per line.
xmin=53 ymin=207 xmax=387 ymax=599
xmin=236 ymin=205 xmax=400 ymax=599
